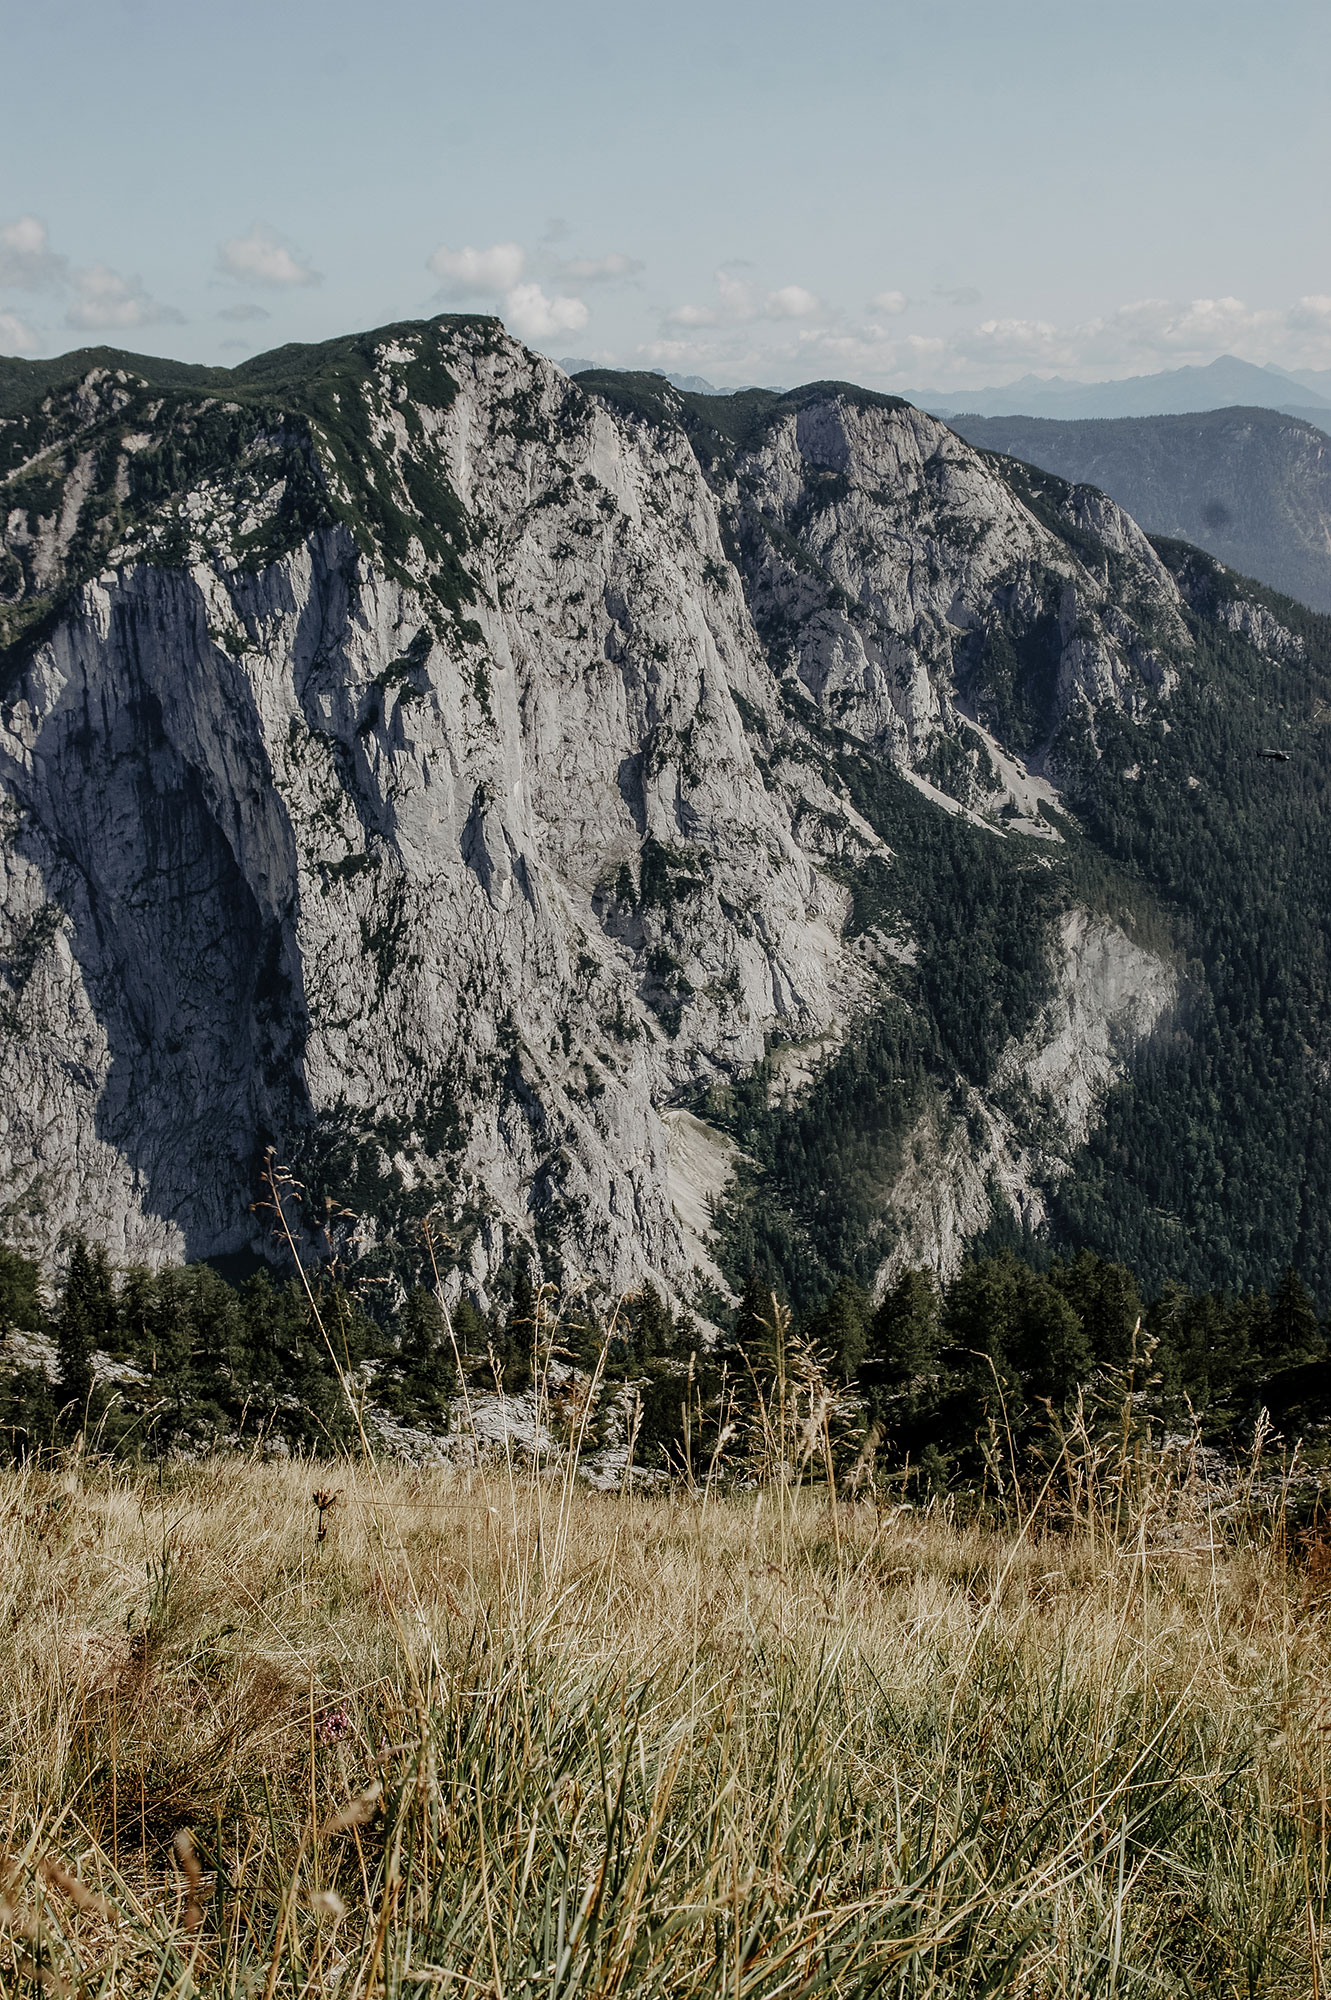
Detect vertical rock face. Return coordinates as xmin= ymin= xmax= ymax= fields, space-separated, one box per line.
xmin=0 ymin=319 xmax=1220 ymax=1294
xmin=701 ymin=392 xmax=1184 ymax=765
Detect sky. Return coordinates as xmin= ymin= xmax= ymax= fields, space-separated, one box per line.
xmin=1 ymin=0 xmax=1328 ymax=392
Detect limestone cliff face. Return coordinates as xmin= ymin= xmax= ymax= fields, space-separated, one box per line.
xmin=0 ymin=320 xmax=1197 ymax=1294
xmin=696 ymin=392 xmax=1185 ymax=772
xmin=878 ymin=911 xmax=1178 ymax=1285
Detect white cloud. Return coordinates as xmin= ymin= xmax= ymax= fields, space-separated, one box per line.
xmin=667 ymin=269 xmax=822 ymax=328
xmin=218 ymin=224 xmax=320 ymax=288
xmin=837 ymin=292 xmax=1331 ymax=389
xmin=66 ymin=265 xmax=184 ymax=331
xmin=933 ymin=284 xmax=981 ymax=307
xmin=1288 ymin=295 xmax=1331 ymax=334
xmin=218 ymin=301 xmax=271 ymax=322
xmin=426 ymin=240 xmax=589 ymax=343
xmin=552 ymin=251 xmax=642 ymax=284
xmin=428 ymin=240 xmax=526 ymax=296
xmin=0 ymin=308 xmax=39 ymax=352
xmin=764 ymin=284 xmax=821 ymax=320
xmin=631 ymin=273 xmax=1331 ymax=395
xmin=0 ymin=217 xmax=182 ymax=337
xmin=0 ymin=214 xmax=67 ymax=289
xmin=219 ymin=229 xmax=321 ymax=292
xmin=796 ymin=327 xmax=946 ymax=375
xmin=502 ymin=282 xmax=589 ymax=341
xmin=965 ymin=316 xmax=1060 ymax=362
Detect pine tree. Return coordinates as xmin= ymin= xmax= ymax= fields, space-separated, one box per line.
xmin=630 ymin=1285 xmax=673 ymax=1361
xmin=807 ymin=1277 xmax=869 ymax=1382
xmin=56 ymin=1239 xmax=116 ymax=1423
xmin=733 ymin=1269 xmax=784 ymax=1379
xmin=452 ymin=1296 xmax=488 ymax=1352
xmin=866 ymin=1269 xmax=941 ymax=1390
xmin=0 ymin=1247 xmax=43 ymax=1334
xmin=1270 ymin=1267 xmax=1322 ymax=1368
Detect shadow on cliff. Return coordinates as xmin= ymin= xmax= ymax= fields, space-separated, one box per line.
xmin=1 ymin=559 xmax=321 ymax=1261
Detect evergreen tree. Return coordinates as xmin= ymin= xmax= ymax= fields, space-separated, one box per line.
xmin=732 ymin=1269 xmax=785 ymax=1380
xmin=1004 ymin=1268 xmax=1090 ymax=1407
xmin=0 ymin=1247 xmax=44 ymax=1336
xmin=0 ymin=1245 xmax=54 ymax=1458
xmin=629 ymin=1285 xmax=673 ymax=1362
xmin=943 ymin=1254 xmax=1090 ymax=1422
xmin=1148 ymin=1284 xmax=1269 ymax=1428
xmin=452 ymin=1296 xmax=488 ymax=1352
xmin=806 ymin=1277 xmax=869 ymax=1382
xmin=1270 ymin=1267 xmax=1322 ymax=1368
xmin=396 ymin=1287 xmax=455 ymax=1417
xmin=865 ymin=1268 xmax=941 ymax=1390
xmin=856 ymin=1267 xmax=944 ymax=1464
xmin=1047 ymin=1251 xmax=1143 ymax=1370
xmin=55 ymin=1240 xmax=116 ymax=1424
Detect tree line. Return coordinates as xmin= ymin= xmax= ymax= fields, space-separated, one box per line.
xmin=0 ymin=1236 xmax=1327 ymax=1479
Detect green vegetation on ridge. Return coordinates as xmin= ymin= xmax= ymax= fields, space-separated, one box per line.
xmin=0 ymin=315 xmax=502 ymax=672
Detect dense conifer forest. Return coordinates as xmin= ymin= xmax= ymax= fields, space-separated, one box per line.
xmin=3 ymin=1229 xmax=1327 ymax=1479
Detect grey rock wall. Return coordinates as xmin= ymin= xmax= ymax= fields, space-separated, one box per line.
xmin=0 ymin=322 xmax=1191 ymax=1294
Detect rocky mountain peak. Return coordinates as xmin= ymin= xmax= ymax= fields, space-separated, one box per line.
xmin=2 ymin=317 xmax=1326 ymax=1308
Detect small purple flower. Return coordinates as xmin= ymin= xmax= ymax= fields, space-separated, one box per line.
xmin=317 ymin=1705 xmax=353 ymax=1746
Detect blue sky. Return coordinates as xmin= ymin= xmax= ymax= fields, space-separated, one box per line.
xmin=1 ymin=0 xmax=1328 ymax=389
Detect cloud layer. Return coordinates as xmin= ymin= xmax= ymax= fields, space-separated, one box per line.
xmin=0 ymin=214 xmax=184 ymax=338
xmin=66 ymin=264 xmax=184 ymax=331
xmin=0 ymin=308 xmax=38 ymax=352
xmin=640 ymin=274 xmax=1331 ymax=390
xmin=428 ymin=241 xmax=526 ymax=295
xmin=0 ymin=216 xmax=68 ymax=290
xmin=667 ymin=269 xmax=823 ymax=329
xmin=3 ymin=208 xmax=1330 ymax=395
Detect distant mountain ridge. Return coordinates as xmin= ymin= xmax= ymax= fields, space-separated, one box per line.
xmin=948 ymin=405 xmax=1331 ymax=613
xmin=914 ymin=354 xmax=1331 ymax=422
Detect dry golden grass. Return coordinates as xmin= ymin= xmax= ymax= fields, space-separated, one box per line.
xmin=0 ymin=1446 xmax=1328 ymax=1994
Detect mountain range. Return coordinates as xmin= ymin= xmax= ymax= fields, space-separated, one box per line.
xmin=913 ymin=353 xmax=1331 ymax=424
xmin=4 ymin=321 xmax=1331 ymax=1315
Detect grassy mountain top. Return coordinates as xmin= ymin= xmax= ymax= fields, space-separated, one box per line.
xmin=0 ymin=314 xmax=504 ymax=420
xmin=0 ymin=316 xmax=506 ymax=669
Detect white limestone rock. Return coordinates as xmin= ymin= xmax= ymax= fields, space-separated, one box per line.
xmin=0 ymin=323 xmax=1205 ymax=1295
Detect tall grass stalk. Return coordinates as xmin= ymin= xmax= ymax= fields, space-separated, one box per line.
xmin=0 ymin=1406 xmax=1327 ymax=1995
